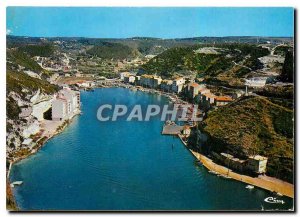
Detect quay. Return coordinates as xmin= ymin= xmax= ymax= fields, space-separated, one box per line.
xmin=177 ymin=135 xmax=294 ymax=198
xmin=162 ymin=124 xmax=184 ymax=135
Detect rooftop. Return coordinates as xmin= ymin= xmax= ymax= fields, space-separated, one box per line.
xmin=203 ymin=92 xmax=216 ymax=99
xmin=249 ymin=155 xmax=268 ymax=161
xmin=215 ymin=96 xmax=233 ymax=102
xmin=190 ymin=82 xmax=200 ymax=88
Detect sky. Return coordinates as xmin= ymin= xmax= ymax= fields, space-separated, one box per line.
xmin=6 ymin=7 xmax=294 ymax=38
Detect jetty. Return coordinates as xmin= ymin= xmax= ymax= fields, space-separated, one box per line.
xmin=178 ymin=135 xmax=294 ymax=198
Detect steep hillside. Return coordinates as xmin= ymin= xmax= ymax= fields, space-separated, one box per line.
xmin=7 ymin=49 xmax=43 ymax=72
xmin=7 ymin=70 xmax=58 ymax=97
xmin=201 ymin=96 xmax=293 ymax=182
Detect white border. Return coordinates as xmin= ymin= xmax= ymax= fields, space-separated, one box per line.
xmin=1 ymin=0 xmax=298 ymax=216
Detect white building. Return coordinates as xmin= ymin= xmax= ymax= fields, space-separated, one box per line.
xmin=124 ymin=75 xmax=136 ymax=84
xmin=120 ymin=72 xmax=131 ymax=80
xmin=171 ymin=77 xmax=185 ymax=93
xmin=247 ymin=155 xmax=268 ymax=174
xmin=52 ymin=97 xmax=69 ymax=121
xmin=76 ymin=81 xmax=95 ymax=88
xmin=52 ymin=88 xmax=80 ymax=121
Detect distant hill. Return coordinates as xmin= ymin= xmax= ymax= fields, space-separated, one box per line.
xmin=18 ymin=44 xmax=55 ymax=57
xmin=86 ymin=42 xmax=138 ymax=60
xmin=201 ymin=96 xmax=293 ymax=182
xmin=141 ymin=44 xmax=270 ymax=81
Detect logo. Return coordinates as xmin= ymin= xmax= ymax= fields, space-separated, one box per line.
xmin=264 ymin=197 xmax=285 ymax=204
xmin=96 ymin=104 xmax=202 ymax=122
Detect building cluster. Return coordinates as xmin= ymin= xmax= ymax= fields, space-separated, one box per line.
xmin=212 ymin=152 xmax=268 ymax=174
xmin=75 ymin=80 xmax=96 ymax=88
xmin=120 ymin=72 xmax=235 ymax=107
xmin=186 ymin=82 xmax=234 ymax=106
xmin=52 ymin=87 xmax=81 ymax=121
xmin=34 ymin=53 xmax=71 ymax=72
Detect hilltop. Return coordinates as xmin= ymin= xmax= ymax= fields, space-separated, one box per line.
xmin=86 ymin=42 xmax=139 ymax=60
xmin=140 ymin=44 xmax=271 ymax=83
xmin=200 ymin=96 xmax=293 ymax=183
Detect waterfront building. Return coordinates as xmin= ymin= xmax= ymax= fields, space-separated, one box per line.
xmin=247 ymin=155 xmax=268 ymax=174
xmin=124 ymin=75 xmax=136 ymax=84
xmin=76 ymin=81 xmax=95 ymax=88
xmin=140 ymin=74 xmax=152 ymax=87
xmin=171 ymin=77 xmax=185 ymax=93
xmin=140 ymin=74 xmax=162 ymax=88
xmin=52 ymin=88 xmax=80 ymax=121
xmin=161 ymin=79 xmax=173 ymax=92
xmin=135 ymin=76 xmax=141 ymax=85
xmin=182 ymin=126 xmax=191 ymax=138
xmin=52 ymin=97 xmax=69 ymax=121
xmin=152 ymin=76 xmax=162 ymax=88
xmin=213 ymin=152 xmax=268 ymax=174
xmin=119 ymin=72 xmax=131 ymax=80
xmin=213 ymin=152 xmax=245 ymax=173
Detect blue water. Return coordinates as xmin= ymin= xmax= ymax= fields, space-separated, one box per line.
xmin=10 ymin=88 xmax=293 ymax=211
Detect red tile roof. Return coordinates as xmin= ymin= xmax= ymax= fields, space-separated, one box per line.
xmin=215 ymin=96 xmax=233 ymax=101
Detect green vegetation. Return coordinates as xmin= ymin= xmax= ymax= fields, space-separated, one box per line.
xmin=279 ymin=51 xmax=294 ymax=82
xmin=19 ymin=44 xmax=55 ymax=57
xmin=201 ymin=96 xmax=293 ymax=182
xmin=7 ymin=70 xmax=59 ymax=97
xmin=141 ymin=44 xmax=269 ymax=80
xmin=7 ymin=49 xmax=43 ymax=72
xmin=256 ymin=84 xmax=293 ymax=99
xmin=6 ymin=97 xmax=21 ymax=120
xmin=87 ymin=42 xmax=138 ymax=59
xmin=274 ymin=45 xmax=292 ymax=56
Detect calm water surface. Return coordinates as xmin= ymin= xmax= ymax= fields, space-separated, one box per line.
xmin=10 ymin=88 xmax=293 ymax=211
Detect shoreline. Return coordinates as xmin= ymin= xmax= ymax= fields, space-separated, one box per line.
xmin=7 ymin=86 xmax=294 ymax=210
xmin=7 ymin=110 xmax=80 ymax=211
xmin=177 ymin=134 xmax=294 ymax=199
xmin=97 ymin=85 xmax=295 ymax=199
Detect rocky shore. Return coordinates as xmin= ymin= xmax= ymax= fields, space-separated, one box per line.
xmin=7 ymin=110 xmax=80 ymax=211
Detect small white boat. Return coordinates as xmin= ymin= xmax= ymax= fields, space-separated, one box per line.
xmin=246 ymin=185 xmax=254 ymax=189
xmin=10 ymin=181 xmax=23 ymax=188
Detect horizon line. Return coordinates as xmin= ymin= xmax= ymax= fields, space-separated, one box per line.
xmin=6 ymin=34 xmax=294 ymax=40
